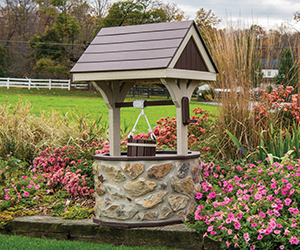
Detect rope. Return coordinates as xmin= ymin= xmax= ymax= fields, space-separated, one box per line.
xmin=128 ymin=100 xmax=156 ymax=140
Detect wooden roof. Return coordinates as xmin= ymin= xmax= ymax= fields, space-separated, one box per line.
xmin=71 ymin=20 xmax=218 ymax=82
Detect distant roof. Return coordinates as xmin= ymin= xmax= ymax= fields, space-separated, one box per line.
xmin=261 ymin=58 xmax=280 ymax=69
xmin=71 ymin=20 xmax=218 ymax=82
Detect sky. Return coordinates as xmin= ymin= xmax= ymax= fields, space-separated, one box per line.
xmin=164 ymin=0 xmax=300 ymax=31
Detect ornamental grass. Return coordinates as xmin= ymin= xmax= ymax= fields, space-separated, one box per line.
xmin=0 ymin=100 xmax=108 ymax=163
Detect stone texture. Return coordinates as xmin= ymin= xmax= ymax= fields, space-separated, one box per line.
xmin=121 ymin=162 xmax=144 ymax=180
xmin=92 ymin=161 xmax=100 ymax=173
xmin=168 ymin=195 xmax=190 ymax=211
xmin=177 ymin=211 xmax=185 ymax=218
xmin=158 ymin=182 xmax=168 ymax=190
xmin=136 ymin=191 xmax=168 ymax=208
xmin=159 ymin=206 xmax=173 ymax=220
xmin=147 ymin=162 xmax=174 ymax=180
xmin=101 ymin=164 xmax=126 ymax=183
xmin=187 ymin=201 xmax=197 ymax=216
xmin=95 ymin=180 xmax=105 ymax=196
xmin=104 ymin=197 xmax=112 ymax=207
xmin=143 ymin=211 xmax=158 ymax=221
xmin=124 ymin=178 xmax=157 ymax=197
xmin=105 ymin=184 xmax=125 ymax=200
xmin=102 ymin=204 xmax=138 ymax=220
xmin=171 ymin=177 xmax=195 ymax=198
xmin=192 ymin=159 xmax=202 ymax=184
xmin=95 ymin=200 xmax=103 ymax=218
xmin=176 ymin=162 xmax=190 ymax=179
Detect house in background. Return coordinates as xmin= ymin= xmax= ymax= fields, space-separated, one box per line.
xmin=261 ymin=58 xmax=280 ymax=89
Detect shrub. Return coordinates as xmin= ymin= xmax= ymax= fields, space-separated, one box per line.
xmin=31 ymin=145 xmax=105 ymax=197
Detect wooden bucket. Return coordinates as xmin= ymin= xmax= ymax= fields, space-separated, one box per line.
xmin=127 ymin=136 xmax=156 ymax=156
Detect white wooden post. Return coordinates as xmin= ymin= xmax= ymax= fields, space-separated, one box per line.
xmin=161 ymin=78 xmax=199 ymax=155
xmin=7 ymin=77 xmax=9 ymax=89
xmin=28 ymin=78 xmax=31 ymax=89
xmin=49 ymin=79 xmax=51 ymax=90
xmin=68 ymin=79 xmax=71 ymax=90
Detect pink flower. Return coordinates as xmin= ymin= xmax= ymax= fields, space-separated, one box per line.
xmin=279 ymin=245 xmax=284 ymax=249
xmin=274 ymin=230 xmax=281 ymax=235
xmin=257 ymin=234 xmax=263 ymax=240
xmin=290 ymin=236 xmax=299 ymax=245
xmin=22 ymin=176 xmax=27 ymax=179
xmin=250 ymin=245 xmax=256 ymax=250
xmin=254 ymin=193 xmax=262 ymax=200
xmin=196 ymin=192 xmax=203 ymax=199
xmin=23 ymin=191 xmax=29 ymax=197
xmin=35 ymin=185 xmax=40 ymax=190
xmin=234 ymin=222 xmax=241 ymax=230
xmin=251 ymin=223 xmax=258 ymax=227
xmin=285 ymin=198 xmax=292 ymax=206
xmin=243 ymin=232 xmax=250 ymax=241
xmin=210 ymin=231 xmax=217 ymax=235
xmin=207 ymin=225 xmax=213 ymax=232
xmin=228 ymin=212 xmax=235 ymax=219
xmin=207 ymin=191 xmax=217 ymax=199
xmin=226 ymin=241 xmax=231 ymax=249
xmin=27 ymin=185 xmax=32 ymax=189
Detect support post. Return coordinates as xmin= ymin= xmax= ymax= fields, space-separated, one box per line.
xmin=160 ymin=78 xmax=199 ymax=155
xmin=91 ymin=81 xmax=135 ymax=156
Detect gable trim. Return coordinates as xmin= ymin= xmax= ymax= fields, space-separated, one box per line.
xmin=168 ymin=23 xmax=217 ymax=73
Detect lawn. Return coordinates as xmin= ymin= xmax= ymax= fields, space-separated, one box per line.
xmin=0 ymin=88 xmax=218 ymax=134
xmin=0 ymin=233 xmax=175 ymax=250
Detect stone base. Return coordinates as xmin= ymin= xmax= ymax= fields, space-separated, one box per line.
xmin=93 ymin=151 xmax=202 ymax=227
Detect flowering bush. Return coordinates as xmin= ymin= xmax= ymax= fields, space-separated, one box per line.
xmin=32 ymin=145 xmax=103 ymax=197
xmin=96 ymin=107 xmax=217 ymax=159
xmin=185 ymin=156 xmax=300 ymax=249
xmin=0 ymin=154 xmax=46 ymax=210
xmin=253 ymin=85 xmax=296 ymax=126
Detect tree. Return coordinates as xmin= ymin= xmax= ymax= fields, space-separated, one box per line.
xmin=195 ymin=8 xmax=220 ymax=40
xmin=274 ymin=48 xmax=298 ymax=92
xmin=195 ymin=8 xmax=220 ymax=29
xmin=0 ymin=47 xmax=8 ymax=76
xmin=101 ymin=0 xmax=184 ymax=28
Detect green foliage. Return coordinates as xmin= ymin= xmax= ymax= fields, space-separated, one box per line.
xmin=30 ymin=7 xmax=81 ymax=76
xmin=61 ymin=205 xmax=93 ymax=219
xmin=102 ymin=0 xmax=181 ymax=28
xmin=275 ymin=48 xmax=299 ymax=92
xmin=227 ymin=121 xmax=300 ymax=165
xmin=0 ymin=47 xmax=8 ymax=76
xmin=254 ymin=123 xmax=300 ymax=164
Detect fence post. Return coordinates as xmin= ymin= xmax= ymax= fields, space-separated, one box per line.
xmin=49 ymin=79 xmax=51 ymax=90
xmin=68 ymin=79 xmax=71 ymax=90
xmin=7 ymin=77 xmax=9 ymax=89
xmin=28 ymin=78 xmax=31 ymax=89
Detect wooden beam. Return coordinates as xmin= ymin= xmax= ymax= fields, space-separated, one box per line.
xmin=115 ymin=100 xmax=174 ymax=108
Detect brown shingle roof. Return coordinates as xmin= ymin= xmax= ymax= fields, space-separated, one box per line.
xmin=71 ymin=21 xmax=216 ymax=73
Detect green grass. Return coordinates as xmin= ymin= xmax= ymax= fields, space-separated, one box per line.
xmin=0 ymin=234 xmax=176 ymax=250
xmin=0 ymin=88 xmax=217 ymax=134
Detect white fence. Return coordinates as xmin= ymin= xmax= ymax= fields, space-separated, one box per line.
xmin=0 ymin=77 xmax=89 ymax=90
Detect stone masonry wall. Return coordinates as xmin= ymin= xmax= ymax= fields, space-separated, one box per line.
xmin=93 ymin=156 xmax=202 ymax=226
